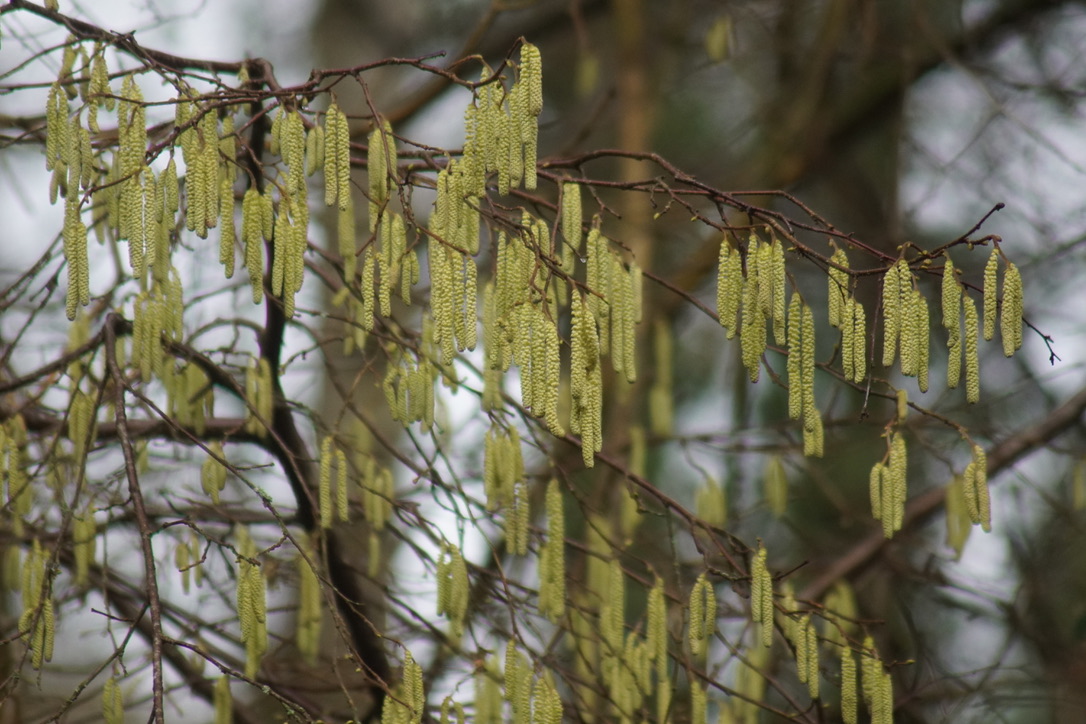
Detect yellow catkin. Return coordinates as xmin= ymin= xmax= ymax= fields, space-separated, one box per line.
xmin=429 ymin=245 xmax=455 ymax=364
xmin=480 ymin=284 xmax=499 ymax=408
xmin=560 ymin=181 xmax=582 ymax=271
xmin=539 ymin=479 xmax=566 ymax=622
xmin=306 ymin=122 xmax=323 ymax=177
xmin=475 ymin=657 xmax=503 ymax=724
xmin=219 ymin=177 xmax=236 ymax=278
xmin=512 ymin=44 xmax=542 ymax=191
xmin=624 ymin=262 xmax=640 ymax=380
xmin=1001 ymin=262 xmax=1023 ymax=356
xmin=688 ymin=573 xmax=716 ymax=658
xmin=647 ymin=576 xmax=667 ymax=661
xmin=201 ymin=441 xmax=228 ymax=504
xmin=841 ymin=647 xmax=858 ymax=724
xmin=787 ymin=295 xmax=822 ymax=456
xmin=947 ymin=331 xmax=962 ymax=389
xmin=757 ymin=239 xmax=774 ymax=317
xmin=68 ymin=388 xmax=93 ymax=461
xmin=336 ymin=448 xmax=349 ymax=522
xmin=534 ymin=674 xmax=562 ymax=724
xmin=87 ymin=49 xmax=113 ymax=133
xmin=46 ymin=82 xmax=67 ymax=176
xmin=871 ymin=665 xmax=893 ymax=724
xmin=73 ymin=512 xmax=96 ymax=587
xmin=368 ymin=117 xmax=396 ymax=229
xmin=696 ymin=476 xmax=727 ymax=527
xmin=509 ymin=480 xmax=530 ymax=556
xmin=963 ymin=294 xmax=980 ymax=403
xmin=795 ymin=613 xmax=811 ymax=683
xmin=967 ymin=444 xmax=991 ymax=532
xmin=437 ymin=542 xmax=469 ymax=638
xmin=103 ymin=676 xmax=124 ymax=724
xmin=325 ymin=102 xmax=351 ymax=210
xmin=440 ymin=696 xmax=466 ymax=724
xmin=237 ymin=547 xmax=267 ymax=679
xmin=585 ymin=226 xmax=609 ymax=351
xmin=765 ymin=455 xmax=788 ymax=517
xmin=243 ymin=356 xmax=273 ymax=437
xmin=740 ymin=237 xmax=767 ymax=381
xmin=829 ymin=247 xmax=850 ymax=328
xmin=896 ymin=389 xmax=908 ymax=422
xmin=360 ymin=250 xmax=376 ymax=331
xmin=401 ymin=247 xmax=419 ymax=306
xmin=861 ymin=637 xmax=878 ymax=710
xmin=801 ymin=300 xmax=817 ymax=432
xmin=943 ymin=474 xmax=971 ymax=562
xmin=899 ymin=285 xmax=917 ymax=374
xmin=750 ymin=544 xmax=772 ymax=647
xmin=570 ymin=292 xmax=603 ymax=467
xmin=603 ymin=558 xmax=626 ymax=655
xmin=787 ymin=293 xmax=804 ymax=419
xmin=336 ymin=199 xmax=358 ymax=285
xmin=881 ymin=258 xmax=905 ymax=368
xmin=983 ymin=247 xmax=999 ymax=341
xmin=770 ymin=237 xmax=787 ymax=343
xmin=942 ymin=254 xmax=961 ymax=347
xmin=429 ymin=541 xmax=449 ymax=620
xmin=888 ymin=433 xmax=907 ymax=535
xmin=241 ymin=188 xmax=264 ymax=303
xmin=41 ymin=597 xmax=55 ymax=667
xmin=394 ymin=650 xmax=425 ymax=723
xmin=802 ymin=616 xmax=820 ymax=700
xmin=916 ymin=290 xmax=930 ymax=392
xmin=220 ymin=113 xmax=238 ymax=184
xmin=717 ymin=238 xmax=743 ymax=337
xmin=175 ymin=535 xmax=192 ymax=594
xmin=461 ymin=251 xmax=479 ymax=353
xmin=63 ymin=196 xmax=90 ymax=320
xmin=689 ymin=680 xmax=706 ymax=724
xmin=19 ymin=542 xmax=53 ymax=669
xmin=319 ymin=435 xmax=333 ymax=529
xmin=213 ymin=676 xmax=232 ymax=724
xmin=838 ymin=297 xmax=864 ymax=382
xmin=869 ymin=461 xmax=885 ymax=526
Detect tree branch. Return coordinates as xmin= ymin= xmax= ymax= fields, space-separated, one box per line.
xmin=800 ymin=383 xmax=1086 ymax=601
xmin=3 ymin=0 xmax=245 ymax=74
xmin=103 ymin=313 xmax=166 ymax=724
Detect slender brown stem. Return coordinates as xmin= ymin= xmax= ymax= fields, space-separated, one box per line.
xmin=103 ymin=313 xmax=165 ymax=724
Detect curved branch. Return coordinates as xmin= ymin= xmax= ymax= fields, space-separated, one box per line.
xmin=103 ymin=314 xmax=166 ymax=724
xmin=800 ymin=383 xmax=1086 ymax=601
xmin=4 ymin=0 xmax=244 ymax=74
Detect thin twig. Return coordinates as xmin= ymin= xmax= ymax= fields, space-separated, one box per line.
xmin=800 ymin=383 xmax=1086 ymax=601
xmin=103 ymin=313 xmax=165 ymax=724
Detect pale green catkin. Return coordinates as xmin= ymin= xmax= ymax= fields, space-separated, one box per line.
xmin=941 ymin=253 xmax=960 ymax=347
xmin=717 ymin=237 xmax=742 ymax=337
xmin=963 ymin=294 xmax=980 ymax=403
xmin=1001 ymin=262 xmax=1023 ymax=356
xmin=828 ymin=246 xmax=849 ymax=328
xmin=560 ymin=181 xmax=582 ymax=272
xmin=983 ymin=247 xmax=999 ymax=341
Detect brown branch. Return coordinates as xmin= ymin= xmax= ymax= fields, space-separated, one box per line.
xmin=4 ymin=0 xmax=244 ymax=74
xmin=800 ymin=383 xmax=1086 ymax=602
xmin=60 ymin=550 xmax=268 ymax=724
xmin=0 ymin=327 xmax=104 ymax=396
xmin=102 ymin=313 xmax=165 ymax=724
